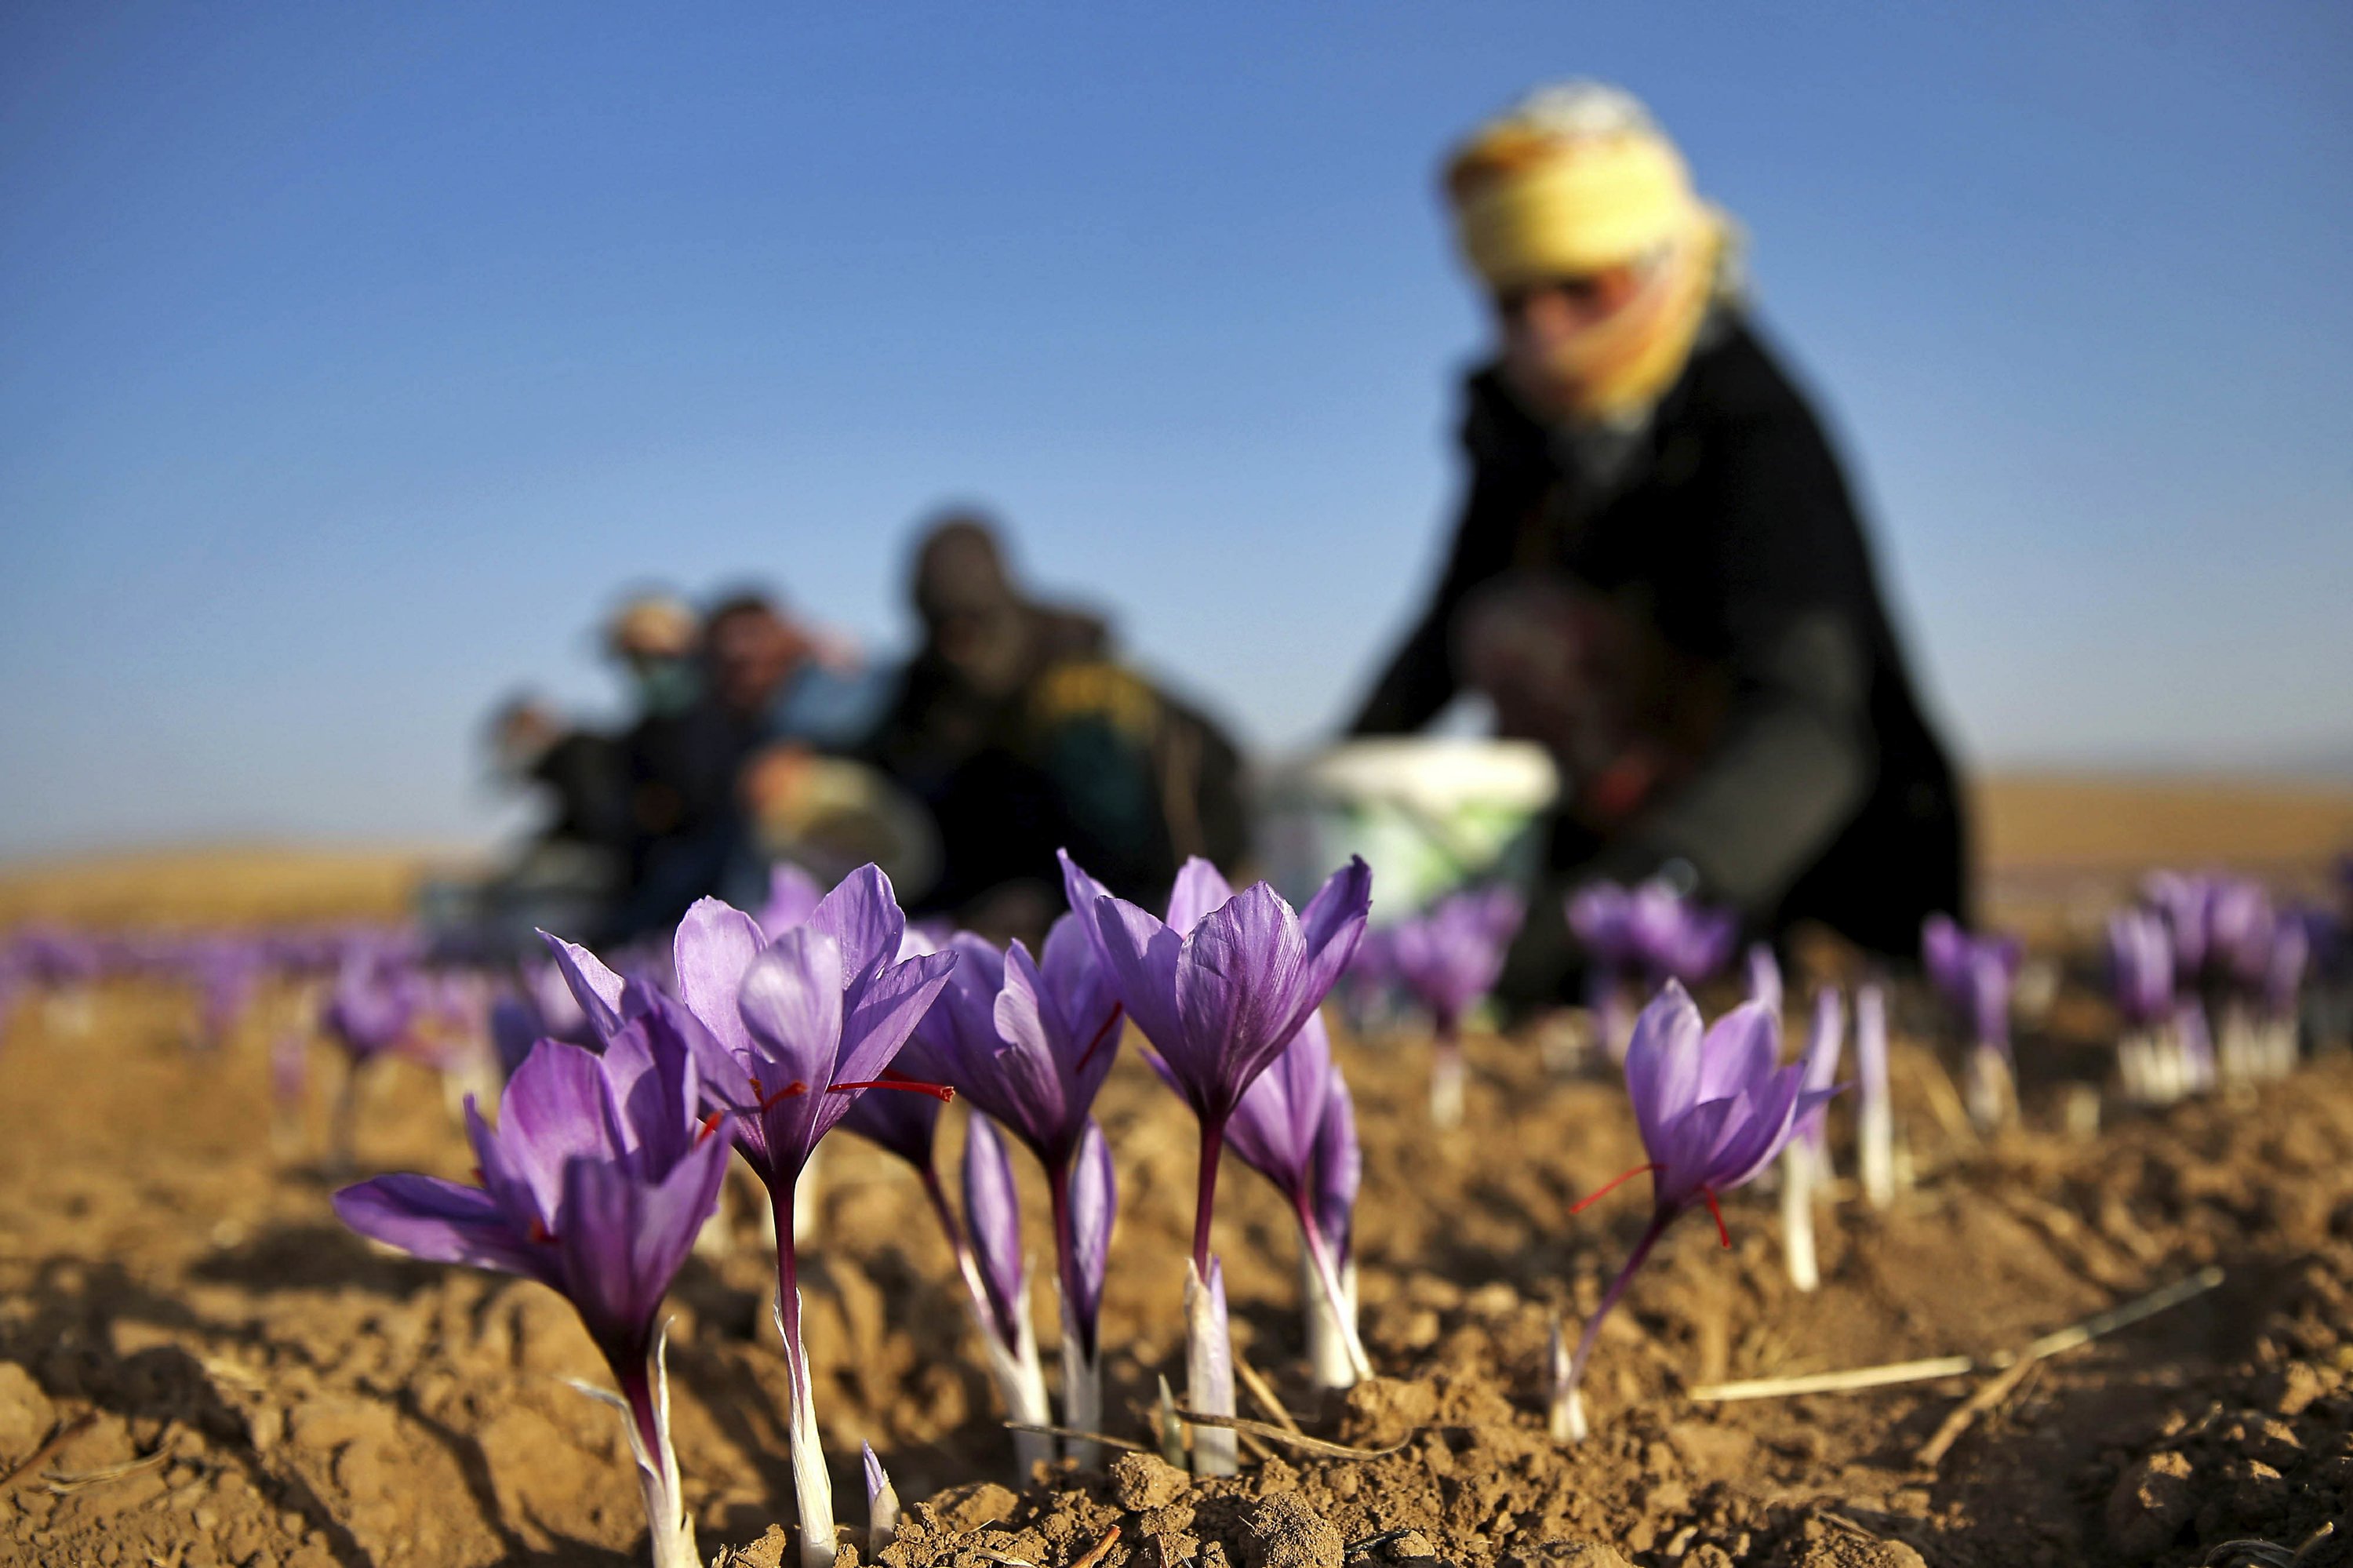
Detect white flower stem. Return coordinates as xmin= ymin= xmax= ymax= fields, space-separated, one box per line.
xmin=1962 ymin=1044 xmax=2013 ymax=1132
xmin=921 ymin=1168 xmax=1053 ymax=1480
xmin=1184 ymin=1257 xmax=1237 ymax=1477
xmin=1780 ymin=1142 xmax=1818 ymax=1293
xmin=1293 ymin=1205 xmax=1368 ymax=1389
xmin=1058 ymin=1296 xmax=1104 ymax=1471
xmin=772 ymin=1189 xmax=837 ymax=1568
xmin=1429 ymin=1016 xmax=1466 ymax=1129
xmin=570 ymin=1326 xmax=699 ymax=1568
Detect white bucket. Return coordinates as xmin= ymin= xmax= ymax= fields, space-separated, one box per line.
xmin=1257 ymin=738 xmax=1558 ymax=917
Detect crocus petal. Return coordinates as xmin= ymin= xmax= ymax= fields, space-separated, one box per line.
xmin=1039 ymin=910 xmax=1122 ymax=1097
xmin=1710 ymin=1064 xmax=1809 ymax=1190
xmin=1173 ymin=884 xmax=1310 ymax=1116
xmin=1066 ymin=1118 xmax=1116 ymax=1341
xmin=989 ymin=940 xmax=1074 ymax=1152
xmin=1057 ymin=850 xmax=1119 ymax=960
xmin=1651 ymin=1094 xmax=1739 ymax=1208
xmin=1088 ymin=897 xmax=1189 ymax=1079
xmin=1287 ymin=858 xmax=1373 ymax=1027
xmin=809 ymin=864 xmax=909 ymax=997
xmin=1226 ymin=1010 xmax=1333 ymax=1198
xmin=488 ymin=997 xmax=546 ymax=1082
xmin=1621 ymin=982 xmax=1704 ymax=1158
xmin=556 ymin=1130 xmax=729 ymax=1358
xmin=675 ymin=897 xmax=769 ymax=1065
xmin=961 ymin=1114 xmax=1026 ymax=1348
xmin=536 ymin=930 xmax=631 ymax=1042
xmin=478 ymin=1040 xmax=627 ymax=1224
xmin=1165 ymin=857 xmax=1238 ymax=937
xmin=332 ymin=1173 xmax=549 ymax=1282
xmin=759 ymin=863 xmax=827 ymax=939
xmin=1693 ymin=1002 xmax=1777 ymax=1103
xmin=1311 ymin=1068 xmax=1360 ymax=1264
xmin=829 ymin=947 xmax=958 ymax=1099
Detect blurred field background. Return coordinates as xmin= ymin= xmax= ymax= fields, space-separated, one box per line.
xmin=6 ymin=772 xmax=2348 ymax=933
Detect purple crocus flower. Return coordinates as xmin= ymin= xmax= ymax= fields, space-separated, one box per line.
xmin=1625 ymin=882 xmax=1738 ymax=986
xmin=1060 ymin=851 xmax=1369 ymax=1273
xmin=667 ymin=865 xmax=955 ymax=1568
xmin=1569 ymin=879 xmax=1737 ymax=1056
xmin=1551 ymin=981 xmax=1838 ymax=1439
xmin=321 ymin=952 xmax=424 ymax=1062
xmin=1387 ymin=886 xmax=1522 ymax=1031
xmin=2108 ymin=909 xmax=2174 ymax=1031
xmin=1061 ymin=848 xmax=1370 ymax=1475
xmin=333 ymin=1024 xmax=727 ymax=1568
xmin=1385 ymin=886 xmax=1522 ymax=1126
xmin=1922 ymin=914 xmax=2022 ymax=1129
xmin=2144 ymin=871 xmax=2217 ymax=979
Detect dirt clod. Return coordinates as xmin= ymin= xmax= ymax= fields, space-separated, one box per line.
xmin=0 ymin=1361 xmax=56 ymax=1463
xmin=1113 ymin=1452 xmax=1192 ymax=1512
xmin=2106 ymin=1450 xmax=2196 ymax=1561
xmin=1238 ymin=1493 xmax=1342 ymax=1568
xmin=1791 ymin=1535 xmax=1926 ymax=1568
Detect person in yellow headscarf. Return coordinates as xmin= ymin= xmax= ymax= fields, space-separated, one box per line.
xmin=1348 ymin=82 xmax=1965 ymax=998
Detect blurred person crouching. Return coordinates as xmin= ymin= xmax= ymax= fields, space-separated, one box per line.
xmin=604 ymin=587 xmax=899 ymax=941
xmin=1348 ymin=82 xmax=1965 ymax=1004
xmin=864 ymin=511 xmax=1250 ymax=942
xmin=456 ymin=693 xmax=630 ymax=949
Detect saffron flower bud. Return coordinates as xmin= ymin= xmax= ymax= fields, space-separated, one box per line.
xmin=904 ymin=911 xmax=1126 ymax=1462
xmin=333 ymin=1023 xmax=728 ymax=1568
xmin=958 ymin=1112 xmax=1053 ymax=1476
xmin=862 ymin=1443 xmax=900 ymax=1552
xmin=1221 ymin=1010 xmax=1368 ymax=1387
xmin=1551 ymin=981 xmax=1839 ymax=1439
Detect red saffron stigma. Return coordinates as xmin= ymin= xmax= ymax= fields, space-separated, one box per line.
xmin=1074 ymin=1002 xmax=1126 ymax=1072
xmin=528 ymin=1217 xmax=557 ymax=1246
xmin=1569 ymin=1162 xmax=1660 ymax=1215
xmin=749 ymin=1076 xmax=809 ymax=1111
xmin=695 ymin=1110 xmax=725 ymax=1145
xmin=1700 ymin=1188 xmax=1731 ymax=1248
xmin=826 ymin=1075 xmax=955 ymax=1102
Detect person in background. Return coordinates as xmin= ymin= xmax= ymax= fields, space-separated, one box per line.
xmin=487 ymin=693 xmax=631 ymax=860
xmin=864 ymin=511 xmax=1249 ymax=940
xmin=1347 ymin=81 xmax=1964 ymax=1002
xmin=603 ymin=588 xmax=891 ymax=940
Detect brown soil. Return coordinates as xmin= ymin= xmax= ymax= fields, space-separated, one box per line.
xmin=3 ymin=955 xmax=2350 ymax=1568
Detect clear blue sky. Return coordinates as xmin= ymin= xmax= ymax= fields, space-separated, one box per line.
xmin=5 ymin=2 xmax=2349 ymax=858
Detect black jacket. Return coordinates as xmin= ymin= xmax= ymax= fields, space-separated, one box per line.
xmin=1351 ymin=315 xmax=1965 ymax=958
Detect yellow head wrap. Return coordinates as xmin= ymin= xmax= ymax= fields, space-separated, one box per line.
xmin=1445 ymin=82 xmax=1733 ymax=423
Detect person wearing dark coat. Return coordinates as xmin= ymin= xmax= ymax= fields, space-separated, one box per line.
xmin=1351 ymin=81 xmax=1965 ymax=1001
xmin=864 ymin=513 xmax=1251 ymax=940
